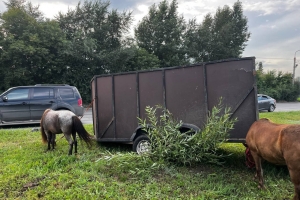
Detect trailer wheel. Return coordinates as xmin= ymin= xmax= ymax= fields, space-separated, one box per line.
xmin=133 ymin=135 xmax=151 ymax=155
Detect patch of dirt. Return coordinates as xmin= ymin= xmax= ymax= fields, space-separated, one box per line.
xmin=21 ymin=176 xmax=45 ymax=192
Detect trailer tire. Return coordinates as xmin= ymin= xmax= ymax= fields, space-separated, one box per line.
xmin=133 ymin=135 xmax=151 ymax=155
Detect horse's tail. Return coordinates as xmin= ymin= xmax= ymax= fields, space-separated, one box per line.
xmin=41 ymin=109 xmax=51 ymax=143
xmin=72 ymin=116 xmax=93 ymax=146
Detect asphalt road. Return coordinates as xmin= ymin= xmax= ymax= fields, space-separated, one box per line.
xmin=80 ymin=102 xmax=300 ymax=124
xmin=274 ymin=102 xmax=300 ymax=112
xmin=80 ymin=108 xmax=93 ymax=124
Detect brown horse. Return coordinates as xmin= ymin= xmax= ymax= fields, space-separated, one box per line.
xmin=245 ymin=118 xmax=300 ymax=200
xmin=41 ymin=109 xmax=93 ymax=155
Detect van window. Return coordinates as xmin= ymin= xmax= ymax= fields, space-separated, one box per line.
xmin=59 ymin=88 xmax=74 ymax=99
xmin=33 ymin=88 xmax=54 ymax=99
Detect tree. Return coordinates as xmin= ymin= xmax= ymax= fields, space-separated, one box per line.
xmin=124 ymin=48 xmax=161 ymax=71
xmin=256 ymin=66 xmax=298 ymax=101
xmin=185 ymin=1 xmax=250 ymax=62
xmin=135 ymin=0 xmax=187 ymax=68
xmin=3 ymin=0 xmax=25 ymax=9
xmin=3 ymin=0 xmax=44 ymax=20
xmin=56 ymin=0 xmax=133 ymax=102
xmin=258 ymin=62 xmax=263 ymax=72
xmin=184 ymin=15 xmax=213 ymax=63
xmin=0 ymin=1 xmax=67 ymax=91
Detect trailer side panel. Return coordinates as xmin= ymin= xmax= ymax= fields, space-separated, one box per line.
xmin=139 ymin=71 xmax=164 ymax=121
xmin=165 ymin=65 xmax=206 ymax=128
xmin=91 ymin=57 xmax=257 ymax=143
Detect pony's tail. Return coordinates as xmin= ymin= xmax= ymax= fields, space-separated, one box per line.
xmin=72 ymin=116 xmax=93 ymax=146
xmin=41 ymin=109 xmax=51 ymax=143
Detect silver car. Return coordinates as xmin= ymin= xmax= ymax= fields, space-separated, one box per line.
xmin=257 ymin=94 xmax=276 ymax=112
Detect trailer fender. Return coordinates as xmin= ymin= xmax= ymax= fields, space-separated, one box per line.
xmin=131 ymin=123 xmax=200 ymax=140
xmin=131 ymin=127 xmax=151 ymax=154
xmin=179 ymin=123 xmax=200 ymax=135
xmin=130 ymin=125 xmax=148 ymax=141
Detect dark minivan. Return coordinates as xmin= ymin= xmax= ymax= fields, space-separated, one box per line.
xmin=0 ymin=84 xmax=84 ymax=125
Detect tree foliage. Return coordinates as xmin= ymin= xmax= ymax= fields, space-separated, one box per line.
xmin=256 ymin=62 xmax=299 ymax=101
xmin=135 ymin=0 xmax=250 ymax=66
xmin=1 ymin=0 xmax=297 ymax=103
xmin=185 ymin=1 xmax=250 ymax=62
xmin=135 ymin=0 xmax=188 ymax=67
xmin=0 ymin=0 xmax=165 ymax=102
xmin=0 ymin=0 xmax=66 ymax=91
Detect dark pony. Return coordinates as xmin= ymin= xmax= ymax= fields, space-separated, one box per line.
xmin=246 ymin=118 xmax=300 ymax=200
xmin=41 ymin=109 xmax=93 ymax=155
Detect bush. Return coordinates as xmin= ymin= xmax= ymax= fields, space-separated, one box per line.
xmin=139 ymin=99 xmax=237 ymax=166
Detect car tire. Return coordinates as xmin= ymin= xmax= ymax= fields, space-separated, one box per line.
xmin=132 ymin=134 xmax=151 ymax=155
xmin=268 ymin=104 xmax=275 ymax=112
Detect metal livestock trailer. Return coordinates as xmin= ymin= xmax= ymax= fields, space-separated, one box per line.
xmin=90 ymin=57 xmax=258 ymax=153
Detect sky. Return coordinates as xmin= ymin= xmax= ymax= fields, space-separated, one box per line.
xmin=1 ymin=0 xmax=300 ymax=78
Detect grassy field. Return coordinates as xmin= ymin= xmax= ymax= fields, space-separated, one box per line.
xmin=1 ymin=111 xmax=300 ymax=199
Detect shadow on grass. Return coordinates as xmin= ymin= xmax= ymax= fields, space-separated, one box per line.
xmin=96 ymin=141 xmax=132 ymax=153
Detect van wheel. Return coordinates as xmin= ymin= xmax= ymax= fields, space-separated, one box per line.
xmin=268 ymin=105 xmax=275 ymax=112
xmin=133 ymin=135 xmax=151 ymax=155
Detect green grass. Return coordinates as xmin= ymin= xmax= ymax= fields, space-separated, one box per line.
xmin=260 ymin=110 xmax=300 ymax=124
xmin=1 ymin=111 xmax=300 ymax=199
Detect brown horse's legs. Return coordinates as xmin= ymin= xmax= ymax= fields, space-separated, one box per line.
xmin=251 ymin=151 xmax=265 ymax=189
xmin=288 ymin=169 xmax=300 ymax=200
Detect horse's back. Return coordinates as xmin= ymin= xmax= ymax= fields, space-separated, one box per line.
xmin=246 ymin=118 xmax=290 ymax=165
xmin=42 ymin=109 xmax=75 ymax=134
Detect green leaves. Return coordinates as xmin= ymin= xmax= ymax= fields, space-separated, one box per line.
xmin=0 ymin=5 xmax=67 ymax=90
xmin=256 ymin=65 xmax=299 ymax=101
xmin=185 ymin=1 xmax=250 ymax=63
xmin=139 ymin=99 xmax=237 ymax=166
xmin=135 ymin=0 xmax=188 ymax=68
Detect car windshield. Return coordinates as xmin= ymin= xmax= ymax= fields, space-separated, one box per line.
xmin=0 ymin=88 xmax=14 ymax=97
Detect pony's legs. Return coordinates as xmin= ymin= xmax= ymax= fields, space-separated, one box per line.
xmin=251 ymin=151 xmax=265 ymax=189
xmin=46 ymin=132 xmax=56 ymax=151
xmin=47 ymin=133 xmax=51 ymax=150
xmin=72 ymin=131 xmax=77 ymax=154
xmin=64 ymin=134 xmax=74 ymax=155
xmin=51 ymin=134 xmax=56 ymax=150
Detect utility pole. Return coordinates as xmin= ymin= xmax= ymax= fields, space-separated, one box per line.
xmin=293 ymin=50 xmax=300 ymax=85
